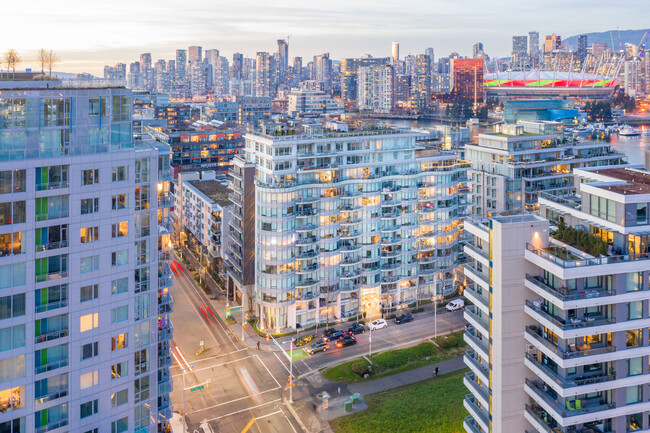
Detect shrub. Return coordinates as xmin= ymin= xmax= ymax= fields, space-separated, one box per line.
xmin=438 ymin=335 xmax=459 ymax=349
xmin=351 ymin=360 xmax=370 ymax=377
xmin=554 ymin=221 xmax=608 ymax=257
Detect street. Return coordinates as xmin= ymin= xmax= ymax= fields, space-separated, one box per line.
xmin=169 ymin=258 xmax=467 ymax=433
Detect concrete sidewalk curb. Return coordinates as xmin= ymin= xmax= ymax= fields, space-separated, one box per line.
xmin=283 ymin=397 xmax=311 ymax=433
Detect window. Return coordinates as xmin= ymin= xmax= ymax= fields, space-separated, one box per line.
xmin=111 ymin=416 xmax=128 ymax=433
xmin=134 ymin=375 xmax=149 ymax=403
xmin=112 ymin=194 xmax=127 ymax=210
xmin=80 ymin=255 xmax=99 ymax=273
xmin=628 ymin=357 xmax=643 ymax=376
xmin=111 ymin=306 xmax=128 ymax=323
xmin=35 ymin=195 xmax=68 ymax=221
xmin=0 ymin=200 xmax=26 ymax=225
xmin=80 ymin=370 xmax=99 ymax=390
xmin=0 ymin=263 xmax=26 ymax=289
xmin=34 ymin=255 xmax=67 ymax=282
xmin=627 ymin=272 xmax=643 ymax=292
xmin=80 ymin=227 xmax=99 ymax=244
xmin=112 ymin=333 xmax=127 ymax=351
xmin=0 ymin=293 xmax=26 ymax=320
xmin=0 ymin=325 xmax=25 ymax=351
xmin=134 ymin=349 xmax=149 ymax=375
xmin=81 ymin=342 xmax=98 ymax=361
xmin=0 ymin=231 xmax=24 ymax=257
xmin=89 ymin=97 xmax=106 ymax=117
xmin=626 ymin=385 xmax=642 ymax=404
xmin=112 ymin=221 xmax=128 ymax=238
xmin=111 ymin=362 xmax=128 ymax=379
xmin=134 ymin=403 xmax=149 ymax=430
xmin=0 ymin=354 xmax=25 ymax=382
xmin=80 ymin=313 xmax=99 ymax=332
xmin=0 ymin=169 xmax=26 ymax=194
xmin=627 ymin=329 xmax=642 ymax=348
xmin=35 ymin=165 xmax=68 ymax=191
xmin=111 ymin=277 xmax=128 ymax=295
xmin=80 ymin=197 xmax=99 ymax=215
xmin=112 ymin=166 xmax=128 ymax=182
xmin=80 ymin=399 xmax=98 ymax=419
xmin=628 ymin=301 xmax=643 ymax=320
xmin=82 ymin=169 xmax=99 ymax=185
xmin=112 ymin=249 xmax=128 ymax=267
xmin=84 ymin=429 xmax=98 ymax=433
xmin=35 ymin=284 xmax=68 ymax=313
xmin=80 ymin=284 xmax=98 ymax=302
xmin=111 ymin=389 xmax=128 ymax=407
xmin=637 ymin=204 xmax=648 ymax=225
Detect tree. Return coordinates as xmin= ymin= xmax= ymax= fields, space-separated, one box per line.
xmin=3 ymin=49 xmax=21 ymax=78
xmin=45 ymin=50 xmax=59 ymax=77
xmin=37 ymin=48 xmax=48 ymax=74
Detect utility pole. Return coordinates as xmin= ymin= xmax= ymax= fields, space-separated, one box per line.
xmin=181 ymin=364 xmax=194 ymax=433
xmin=369 ymin=325 xmax=372 ymax=357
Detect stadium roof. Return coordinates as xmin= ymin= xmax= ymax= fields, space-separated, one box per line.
xmin=484 ymin=70 xmax=617 ymax=87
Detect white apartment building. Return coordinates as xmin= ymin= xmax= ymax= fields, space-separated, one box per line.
xmin=176 ymin=171 xmax=230 ymax=262
xmin=465 ymin=123 xmax=625 ymax=217
xmin=244 ymin=124 xmax=469 ymax=331
xmin=286 ymin=89 xmax=342 ymax=117
xmin=358 ymin=65 xmax=394 ymax=114
xmin=0 ymin=82 xmax=173 ymax=433
xmin=463 ymin=161 xmax=650 ymax=433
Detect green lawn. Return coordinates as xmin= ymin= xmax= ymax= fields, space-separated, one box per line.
xmin=323 ymin=335 xmax=467 ymax=384
xmin=330 ymin=368 xmax=469 ymax=433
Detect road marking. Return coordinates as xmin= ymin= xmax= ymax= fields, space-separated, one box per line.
xmin=254 ymin=410 xmax=282 ymax=420
xmin=171 ymin=355 xmax=255 ymax=377
xmin=300 ymin=360 xmax=312 ymax=371
xmin=202 ymin=398 xmax=283 ymax=422
xmin=283 ymin=412 xmax=299 ymax=433
xmin=273 ymin=353 xmax=291 ymax=375
xmin=240 ymin=416 xmax=257 ymax=433
xmin=190 ymin=388 xmax=281 ymax=414
xmin=255 ymin=354 xmax=282 ymax=388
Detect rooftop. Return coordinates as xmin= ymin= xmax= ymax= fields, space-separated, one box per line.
xmin=188 ymin=180 xmax=231 ymax=207
xmin=590 ymin=168 xmax=650 ymax=195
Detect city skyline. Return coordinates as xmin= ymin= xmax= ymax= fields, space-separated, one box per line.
xmin=3 ymin=0 xmax=648 ymax=74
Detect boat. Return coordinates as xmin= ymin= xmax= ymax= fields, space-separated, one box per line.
xmin=618 ymin=126 xmax=642 ymax=137
xmin=644 ymin=130 xmax=650 ymax=137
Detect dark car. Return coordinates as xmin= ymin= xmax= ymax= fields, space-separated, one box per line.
xmin=306 ymin=341 xmax=329 ymax=355
xmin=322 ymin=329 xmax=336 ymax=339
xmin=347 ymin=323 xmax=365 ymax=335
xmin=323 ymin=330 xmax=345 ymax=342
xmin=395 ymin=313 xmax=414 ymax=324
xmin=336 ymin=335 xmax=358 ymax=348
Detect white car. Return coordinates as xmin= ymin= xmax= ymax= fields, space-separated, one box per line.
xmin=445 ymin=299 xmax=465 ymax=312
xmin=368 ymin=319 xmax=388 ymax=331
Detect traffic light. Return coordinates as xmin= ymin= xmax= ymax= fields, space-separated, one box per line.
xmin=266 ymin=334 xmax=270 ymax=342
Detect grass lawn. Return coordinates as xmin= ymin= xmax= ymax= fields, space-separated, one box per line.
xmin=330 ymin=368 xmax=469 ymax=433
xmin=323 ymin=333 xmax=467 ymax=384
xmin=288 ymin=348 xmax=310 ymax=361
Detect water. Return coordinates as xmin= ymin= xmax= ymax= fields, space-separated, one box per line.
xmin=388 ymin=119 xmax=650 ymax=165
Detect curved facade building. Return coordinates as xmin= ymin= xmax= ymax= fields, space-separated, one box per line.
xmin=484 ymin=71 xmax=618 ymax=99
xmin=244 ymin=127 xmax=469 ymax=331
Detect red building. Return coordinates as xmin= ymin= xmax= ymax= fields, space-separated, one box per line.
xmin=450 ymin=58 xmax=484 ymax=102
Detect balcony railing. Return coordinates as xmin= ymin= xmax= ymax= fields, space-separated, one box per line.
xmin=526 ymin=378 xmax=615 ymax=417
xmin=525 ymin=326 xmax=615 ymax=360
xmin=35 ymin=358 xmax=68 ymax=375
xmin=36 ymin=240 xmax=69 ymax=252
xmin=35 ymin=329 xmax=68 ymax=344
xmin=158 ymin=322 xmax=173 ymax=342
xmin=525 ymin=275 xmax=614 ymax=302
xmin=526 ymin=300 xmax=615 ymax=330
xmin=527 ymin=243 xmax=650 ymax=269
xmin=525 ymin=353 xmax=615 ymax=388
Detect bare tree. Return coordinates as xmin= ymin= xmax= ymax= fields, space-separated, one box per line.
xmin=4 ymin=49 xmax=21 ymax=78
xmin=37 ymin=48 xmax=48 ymax=74
xmin=46 ymin=50 xmax=59 ymax=77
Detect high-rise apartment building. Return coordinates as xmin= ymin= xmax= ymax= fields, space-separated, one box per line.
xmin=529 ymin=31 xmax=540 ymax=66
xmin=392 ymin=41 xmax=400 ymax=62
xmin=255 ymin=52 xmax=274 ymax=98
xmin=577 ymin=35 xmax=588 ymax=58
xmin=466 ymin=124 xmax=625 ymax=217
xmin=463 ymin=160 xmax=650 ymax=433
xmin=277 ymin=39 xmax=289 ymax=82
xmin=394 ymin=74 xmax=411 ymax=108
xmin=358 ymin=65 xmax=394 ymax=113
xmin=286 ymin=89 xmax=343 ymax=116
xmin=413 ymin=54 xmax=432 ymax=112
xmin=512 ymin=36 xmax=529 ymax=66
xmin=175 ymin=49 xmax=187 ymax=88
xmin=0 ymin=81 xmax=174 ymax=433
xmin=314 ymin=53 xmax=332 ymax=92
xmin=243 ymin=125 xmax=469 ymax=331
xmin=187 ymin=46 xmax=202 ymax=64
xmin=544 ymin=34 xmax=562 ymax=54
xmin=473 ymin=43 xmax=484 ymax=59
xmin=451 ymin=58 xmax=484 ymax=102
xmin=231 ymin=53 xmax=244 ymax=80
xmin=340 ymin=57 xmax=391 ymax=108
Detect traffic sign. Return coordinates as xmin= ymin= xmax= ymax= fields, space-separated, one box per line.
xmin=230 ymin=306 xmax=242 ymax=312
xmin=190 ymin=385 xmax=205 ymax=392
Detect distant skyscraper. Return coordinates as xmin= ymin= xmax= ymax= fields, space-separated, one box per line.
xmin=278 ymin=39 xmax=289 ymax=82
xmin=314 ymin=53 xmax=332 ymax=92
xmin=473 ymin=42 xmax=484 ymax=59
xmin=175 ymin=49 xmax=187 ymax=86
xmin=425 ymin=47 xmax=435 ymax=63
xmin=255 ymin=52 xmax=273 ymax=97
xmin=451 ymin=58 xmax=484 ymax=103
xmin=577 ymin=34 xmax=588 ymax=58
xmin=292 ymin=57 xmax=303 ymax=83
xmin=231 ymin=53 xmax=243 ymax=80
xmin=188 ymin=46 xmax=202 ymax=63
xmin=392 ymin=41 xmax=400 ymax=62
xmin=205 ymin=49 xmax=220 ymax=86
xmin=414 ymin=54 xmax=431 ymax=112
xmin=358 ymin=64 xmax=394 ymax=113
xmin=140 ymin=53 xmax=152 ymax=69
xmin=528 ymin=31 xmax=540 ymax=66
xmin=544 ymin=34 xmax=561 ymax=54
xmin=512 ymin=35 xmax=528 ymax=66
xmin=214 ymin=56 xmax=230 ymax=96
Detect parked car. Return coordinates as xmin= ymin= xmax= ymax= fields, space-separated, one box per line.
xmin=306 ymin=341 xmax=329 ymax=355
xmin=445 ymin=299 xmax=465 ymax=312
xmin=347 ymin=323 xmax=365 ymax=335
xmin=368 ymin=319 xmax=388 ymax=331
xmin=322 ymin=329 xmax=336 ymax=339
xmin=336 ymin=335 xmax=358 ymax=348
xmin=395 ymin=313 xmax=414 ymax=324
xmin=323 ymin=330 xmax=345 ymax=342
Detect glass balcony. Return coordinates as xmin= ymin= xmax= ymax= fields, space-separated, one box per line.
xmin=158 ymin=321 xmax=173 ymax=342
xmin=465 ymin=306 xmax=489 ymax=333
xmin=158 ymin=294 xmax=174 ymax=315
xmin=465 ymin=327 xmax=489 ymax=356
xmin=525 ymin=300 xmax=615 ymax=331
xmin=35 ymin=328 xmax=68 ymax=344
xmin=464 ymin=394 xmax=489 ymax=429
xmin=525 ymin=353 xmax=615 ymax=388
xmin=526 ymin=378 xmax=615 ymax=418
xmin=525 ymin=275 xmax=614 ymax=302
xmin=464 ymin=350 xmax=489 ymax=379
xmin=158 ymin=217 xmax=173 ymax=235
xmin=158 ymin=192 xmax=173 ymax=208
xmin=527 ymin=243 xmax=650 ymax=269
xmin=525 ymin=325 xmax=614 ymax=360
xmin=465 ymin=372 xmax=489 ymax=403
xmin=463 ymin=416 xmax=487 ymax=433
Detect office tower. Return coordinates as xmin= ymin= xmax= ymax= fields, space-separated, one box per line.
xmin=464 ymin=159 xmax=650 ymax=433
xmin=465 ymin=123 xmax=625 ymax=217
xmin=189 ymin=62 xmax=208 ymax=97
xmin=544 ymin=34 xmax=562 ymax=54
xmin=175 ymin=49 xmax=187 ymax=86
xmin=437 ymin=57 xmax=451 ymax=74
xmin=358 ymin=65 xmax=394 ymax=113
xmin=244 ymin=125 xmax=469 ymax=331
xmin=128 ymin=62 xmax=142 ymax=90
xmin=314 ymin=53 xmax=332 ymax=92
xmin=0 ymin=81 xmax=173 ymax=433
xmin=278 ymin=39 xmax=289 ymax=81
xmin=392 ymin=41 xmax=400 ymax=62
xmin=292 ymin=57 xmax=303 ymax=84
xmin=187 ymin=46 xmax=202 ymax=64
xmin=224 ymin=156 xmax=256 ymax=307
xmin=451 ymin=58 xmax=484 ymax=103
xmin=255 ymin=52 xmax=274 ymax=98
xmin=231 ymin=53 xmax=243 ymax=80
xmin=473 ymin=43 xmax=484 ymax=59
xmin=592 ymin=43 xmax=608 ymax=58
xmin=577 ymin=35 xmax=588 ymax=58
xmin=394 ymin=74 xmax=411 ymax=107
xmin=140 ymin=53 xmax=152 ymax=70
xmin=413 ymin=54 xmax=432 ymax=112
xmin=213 ymin=56 xmax=230 ymax=97
xmin=204 ymin=49 xmax=220 ymax=87
xmin=425 ymin=47 xmax=435 ymax=64
xmin=286 ymin=89 xmax=342 ymax=116
xmin=512 ymin=36 xmax=528 ymax=66
xmin=529 ymin=31 xmax=540 ymax=66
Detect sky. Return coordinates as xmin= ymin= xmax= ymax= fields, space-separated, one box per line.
xmin=2 ymin=0 xmax=649 ymax=75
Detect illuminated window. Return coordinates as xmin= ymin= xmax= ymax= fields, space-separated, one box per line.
xmin=80 ymin=313 xmax=98 ymax=332
xmin=112 ymin=333 xmax=127 ymax=351
xmin=80 ymin=370 xmax=99 ymax=389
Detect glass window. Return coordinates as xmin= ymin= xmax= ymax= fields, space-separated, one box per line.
xmin=80 ymin=227 xmax=99 ymax=244
xmin=111 ymin=416 xmax=128 ymax=433
xmin=637 ymin=204 xmax=648 ymax=225
xmin=80 ymin=342 xmax=98 ymax=361
xmin=112 ymin=221 xmax=128 ymax=238
xmin=111 ymin=306 xmax=128 ymax=323
xmin=628 ymin=357 xmax=643 ymax=376
xmin=627 ymin=329 xmax=642 ymax=347
xmin=112 ymin=166 xmax=128 ymax=182
xmin=80 ymin=198 xmax=99 ymax=215
xmin=628 ymin=301 xmax=644 ymax=320
xmin=111 ymin=333 xmax=127 ymax=351
xmin=80 ymin=313 xmax=98 ymax=332
xmin=80 ymin=370 xmax=98 ymax=390
xmin=80 ymin=255 xmax=99 ymax=273
xmin=111 ymin=362 xmax=128 ymax=379
xmin=82 ymin=169 xmax=99 ymax=185
xmin=80 ymin=284 xmax=98 ymax=302
xmin=110 ymin=389 xmax=128 ymax=407
xmin=111 ymin=277 xmax=128 ymax=295
xmin=80 ymin=399 xmax=98 ymax=419
xmin=112 ymin=194 xmax=127 ymax=210
xmin=112 ymin=250 xmax=128 ymax=267
xmin=626 ymin=385 xmax=642 ymax=404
